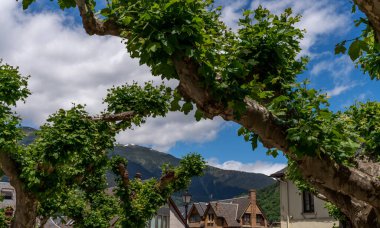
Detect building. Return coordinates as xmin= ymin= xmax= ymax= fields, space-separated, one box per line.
xmin=187 ymin=189 xmax=268 ymax=228
xmin=0 ymin=176 xmax=16 ymax=216
xmin=270 ymin=168 xmax=338 ymax=228
xmin=147 ymin=198 xmax=187 ymax=228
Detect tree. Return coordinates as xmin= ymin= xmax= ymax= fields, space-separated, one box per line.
xmin=18 ymin=0 xmax=380 ymax=227
xmin=0 ymin=60 xmax=206 ymax=228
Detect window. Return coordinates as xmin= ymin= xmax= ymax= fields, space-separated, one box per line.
xmin=1 ymin=190 xmax=13 ymax=200
xmin=242 ymin=213 xmax=251 ymax=225
xmin=189 ymin=214 xmax=201 ymax=223
xmin=157 ymin=216 xmax=162 ymax=228
xmin=208 ymin=213 xmax=214 ymax=221
xmin=303 ymin=191 xmax=315 ymax=213
xmin=207 ymin=213 xmax=214 ymax=226
xmin=146 ymin=216 xmax=168 ymax=228
xmin=256 ymin=214 xmax=265 ymax=226
xmin=162 ymin=216 xmax=168 ymax=228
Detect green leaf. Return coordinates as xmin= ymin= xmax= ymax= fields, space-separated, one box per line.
xmin=335 ymin=42 xmax=346 ymax=55
xmin=194 ymin=109 xmax=203 ymax=121
xmin=181 ymin=102 xmax=193 ymax=115
xmin=22 ymin=0 xmax=36 ymax=10
xmin=348 ymin=40 xmax=362 ymax=61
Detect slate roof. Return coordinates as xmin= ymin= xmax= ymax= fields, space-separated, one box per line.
xmin=204 ymin=194 xmax=268 ymax=227
xmin=209 ymin=202 xmax=240 ymax=227
xmin=218 ymin=196 xmax=250 ymax=219
xmin=270 ymin=167 xmax=286 ymax=178
xmin=194 ymin=202 xmax=207 ymax=216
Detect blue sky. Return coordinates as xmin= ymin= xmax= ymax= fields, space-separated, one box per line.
xmin=0 ymin=0 xmax=379 ymax=175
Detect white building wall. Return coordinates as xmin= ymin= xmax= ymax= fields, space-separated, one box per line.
xmin=0 ymin=182 xmax=16 ymax=210
xmin=279 ymin=180 xmax=338 ymax=228
xmin=169 ymin=204 xmax=185 ymax=228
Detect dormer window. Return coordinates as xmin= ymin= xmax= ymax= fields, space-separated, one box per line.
xmin=189 ymin=213 xmax=201 ymax=223
xmin=242 ymin=213 xmax=251 ymax=225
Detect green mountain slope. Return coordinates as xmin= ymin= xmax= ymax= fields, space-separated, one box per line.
xmin=21 ymin=127 xmax=276 ymax=202
xmin=109 ymin=144 xmax=275 ymax=201
xmin=257 ymin=182 xmax=280 ymax=222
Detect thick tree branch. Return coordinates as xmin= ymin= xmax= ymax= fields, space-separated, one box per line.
xmin=299 ymin=156 xmax=380 ymax=209
xmin=91 ymin=111 xmax=135 ymax=122
xmin=156 ymin=171 xmax=175 ymax=191
xmin=74 ymin=0 xmax=121 ymax=36
xmin=310 ymin=182 xmax=378 ymax=228
xmin=173 ymin=56 xmax=380 ymax=211
xmin=355 ymin=0 xmax=380 ymax=41
xmin=117 ymin=163 xmax=129 ymax=188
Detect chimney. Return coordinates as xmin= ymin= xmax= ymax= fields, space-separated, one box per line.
xmin=249 ymin=189 xmax=257 ymax=226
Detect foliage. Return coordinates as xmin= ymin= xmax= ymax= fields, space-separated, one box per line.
xmin=17 ymin=0 xmax=380 ymax=225
xmin=0 ymin=59 xmax=206 ymax=227
xmin=257 ymin=183 xmax=280 ymax=223
xmin=325 ymin=202 xmax=347 ymax=222
xmin=110 ymin=153 xmax=205 ymax=228
xmin=335 ymin=4 xmax=380 ymax=80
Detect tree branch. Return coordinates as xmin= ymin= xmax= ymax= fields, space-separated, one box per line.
xmin=117 ymin=163 xmax=129 ymax=188
xmin=74 ymin=0 xmax=121 ymax=36
xmin=354 ymin=0 xmax=380 ymax=41
xmin=173 ymin=56 xmax=380 ymax=210
xmin=156 ymin=171 xmax=175 ymax=191
xmin=91 ymin=111 xmax=135 ymax=122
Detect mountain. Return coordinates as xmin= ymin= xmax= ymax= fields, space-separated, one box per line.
xmin=20 ymin=127 xmax=276 ymax=202
xmin=109 ymin=144 xmax=275 ymax=202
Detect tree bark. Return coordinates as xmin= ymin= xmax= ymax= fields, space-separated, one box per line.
xmin=354 ymin=0 xmax=380 ymax=41
xmin=0 ymin=152 xmax=38 ymax=228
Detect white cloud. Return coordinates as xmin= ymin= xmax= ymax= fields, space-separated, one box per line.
xmin=326 ymin=85 xmax=354 ymax=97
xmin=117 ymin=113 xmax=224 ymax=152
xmin=207 ymin=158 xmax=286 ymax=176
xmin=216 ymin=0 xmax=247 ymax=31
xmin=311 ymin=55 xmax=359 ymax=97
xmin=0 ymin=1 xmax=223 ymax=151
xmin=250 ymin=0 xmax=351 ymax=55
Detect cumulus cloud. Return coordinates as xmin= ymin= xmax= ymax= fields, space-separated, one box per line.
xmin=326 ymin=85 xmax=355 ymax=97
xmin=0 ymin=1 xmax=223 ymax=151
xmin=117 ymin=113 xmax=224 ymax=152
xmin=207 ymin=158 xmax=286 ymax=176
xmin=250 ymin=0 xmax=351 ymax=55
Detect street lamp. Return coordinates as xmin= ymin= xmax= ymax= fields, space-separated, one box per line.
xmin=182 ymin=190 xmax=192 ymax=225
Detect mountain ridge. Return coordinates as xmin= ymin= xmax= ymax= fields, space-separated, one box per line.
xmin=21 ymin=127 xmax=276 ymax=202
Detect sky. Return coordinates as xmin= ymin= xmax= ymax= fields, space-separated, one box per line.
xmin=0 ymin=0 xmax=379 ymax=176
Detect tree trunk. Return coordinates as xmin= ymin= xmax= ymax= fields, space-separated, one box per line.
xmin=11 ymin=185 xmax=38 ymax=228
xmin=0 ymin=152 xmax=38 ymax=228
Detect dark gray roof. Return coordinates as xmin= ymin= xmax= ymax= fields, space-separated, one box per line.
xmin=194 ymin=202 xmax=207 ymax=216
xmin=209 ymin=202 xmax=240 ymax=227
xmin=218 ymin=197 xmax=250 ymax=219
xmin=270 ymin=167 xmax=287 ymax=178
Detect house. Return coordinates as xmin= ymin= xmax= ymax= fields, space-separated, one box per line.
xmin=187 ymin=202 xmax=207 ymax=227
xmin=0 ymin=176 xmax=16 ymax=216
xmin=270 ymin=168 xmax=338 ymax=228
xmin=146 ymin=197 xmax=188 ymax=228
xmin=187 ymin=189 xmax=268 ymax=228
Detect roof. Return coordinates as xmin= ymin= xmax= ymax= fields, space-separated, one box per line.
xmin=270 ymin=167 xmax=286 ymax=178
xmin=209 ymin=202 xmax=240 ymax=227
xmin=218 ymin=196 xmax=250 ymax=219
xmin=194 ymin=202 xmax=207 ymax=216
